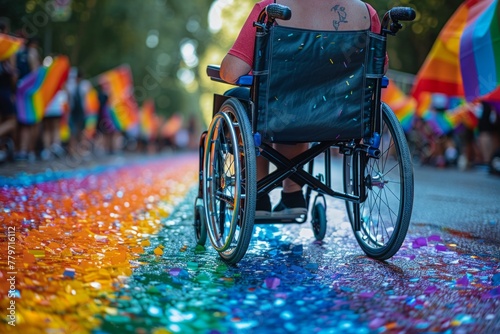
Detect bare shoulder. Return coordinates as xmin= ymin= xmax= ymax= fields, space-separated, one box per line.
xmin=277 ymin=0 xmax=371 ymax=31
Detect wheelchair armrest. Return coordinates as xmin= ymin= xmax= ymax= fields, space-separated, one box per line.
xmin=206 ymin=64 xmax=253 ymax=86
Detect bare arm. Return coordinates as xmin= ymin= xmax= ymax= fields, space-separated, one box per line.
xmin=220 ymin=54 xmax=252 ymax=84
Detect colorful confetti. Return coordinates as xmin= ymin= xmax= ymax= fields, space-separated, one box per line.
xmin=0 ymin=153 xmax=498 ymax=334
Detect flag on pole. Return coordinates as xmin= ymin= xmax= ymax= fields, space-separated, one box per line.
xmin=16 ymin=55 xmax=70 ymax=125
xmin=83 ymin=86 xmax=100 ymax=137
xmin=410 ymin=2 xmax=467 ymax=103
xmin=382 ymin=79 xmax=417 ymax=132
xmin=139 ymin=99 xmax=159 ymax=141
xmin=0 ymin=33 xmax=23 ymax=61
xmin=460 ymin=0 xmax=500 ymax=102
xmin=412 ymin=0 xmax=500 ymax=108
xmin=97 ymin=65 xmax=139 ymax=134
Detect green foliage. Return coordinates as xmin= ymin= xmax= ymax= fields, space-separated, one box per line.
xmin=368 ymin=0 xmax=463 ymax=73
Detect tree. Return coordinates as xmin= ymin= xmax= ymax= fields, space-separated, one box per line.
xmin=369 ymin=0 xmax=463 ymax=74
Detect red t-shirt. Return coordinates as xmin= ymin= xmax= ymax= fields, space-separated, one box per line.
xmin=228 ymin=0 xmax=384 ymax=67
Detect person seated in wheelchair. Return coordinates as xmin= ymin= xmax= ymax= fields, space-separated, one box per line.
xmin=219 ymin=0 xmax=388 ymax=218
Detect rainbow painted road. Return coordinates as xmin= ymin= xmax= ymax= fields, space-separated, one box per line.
xmin=0 ymin=152 xmax=498 ymax=334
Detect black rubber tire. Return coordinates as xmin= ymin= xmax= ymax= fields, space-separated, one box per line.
xmin=202 ymin=98 xmax=256 ymax=264
xmin=343 ymin=103 xmax=414 ymax=260
xmin=311 ymin=202 xmax=327 ymax=241
xmin=193 ymin=199 xmax=207 ymax=246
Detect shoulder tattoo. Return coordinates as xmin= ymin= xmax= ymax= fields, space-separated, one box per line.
xmin=331 ymin=5 xmax=348 ymax=30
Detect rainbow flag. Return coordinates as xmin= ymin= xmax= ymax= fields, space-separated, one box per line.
xmin=422 ymin=110 xmax=456 ymax=136
xmin=381 ymin=79 xmax=417 ymax=132
xmin=411 ymin=2 xmax=467 ymax=104
xmin=60 ymin=111 xmax=71 ymax=143
xmin=460 ymin=0 xmax=500 ymax=102
xmin=447 ymin=103 xmax=479 ymax=130
xmin=83 ymin=86 xmax=100 ymax=137
xmin=97 ymin=65 xmax=139 ymax=133
xmin=16 ymin=55 xmax=70 ymax=125
xmin=0 ymin=33 xmax=23 ymax=61
xmin=139 ymin=99 xmax=159 ymax=141
xmin=412 ymin=0 xmax=500 ymax=107
xmin=161 ymin=113 xmax=183 ymax=139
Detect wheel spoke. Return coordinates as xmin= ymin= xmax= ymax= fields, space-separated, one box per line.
xmin=344 ymin=104 xmax=413 ymax=260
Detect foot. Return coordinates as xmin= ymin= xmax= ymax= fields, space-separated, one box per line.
xmin=255 ymin=194 xmax=272 ymax=218
xmin=272 ymin=190 xmax=307 ymax=219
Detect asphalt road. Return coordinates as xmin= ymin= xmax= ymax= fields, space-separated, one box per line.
xmin=410 ymin=164 xmax=500 ymax=243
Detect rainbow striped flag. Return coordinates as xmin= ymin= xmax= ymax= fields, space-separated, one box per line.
xmin=97 ymin=65 xmax=139 ymax=134
xmin=161 ymin=113 xmax=183 ymax=139
xmin=83 ymin=86 xmax=100 ymax=137
xmin=410 ymin=2 xmax=466 ymax=104
xmin=447 ymin=103 xmax=479 ymax=130
xmin=412 ymin=0 xmax=500 ymax=107
xmin=139 ymin=99 xmax=159 ymax=141
xmin=382 ymin=79 xmax=417 ymax=132
xmin=0 ymin=33 xmax=23 ymax=61
xmin=422 ymin=110 xmax=456 ymax=136
xmin=16 ymin=55 xmax=70 ymax=125
xmin=460 ymin=0 xmax=500 ymax=102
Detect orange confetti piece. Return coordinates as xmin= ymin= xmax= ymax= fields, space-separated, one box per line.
xmin=153 ymin=247 xmax=163 ymax=255
xmin=23 ymin=251 xmax=36 ymax=264
xmin=130 ymin=246 xmax=144 ymax=254
xmin=108 ymin=252 xmax=127 ymax=265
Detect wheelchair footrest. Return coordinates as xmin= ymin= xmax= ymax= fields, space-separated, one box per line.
xmin=254 ymin=214 xmax=307 ymax=224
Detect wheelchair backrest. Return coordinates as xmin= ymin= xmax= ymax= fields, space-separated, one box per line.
xmin=254 ymin=25 xmax=386 ymax=143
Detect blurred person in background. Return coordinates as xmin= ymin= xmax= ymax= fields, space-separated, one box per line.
xmin=67 ymin=68 xmax=88 ymax=157
xmin=0 ymin=21 xmax=17 ymax=162
xmin=15 ymin=36 xmax=41 ymax=161
xmin=477 ymin=101 xmax=500 ymax=170
xmin=96 ymin=86 xmax=118 ymax=155
xmin=41 ymin=86 xmax=69 ymax=160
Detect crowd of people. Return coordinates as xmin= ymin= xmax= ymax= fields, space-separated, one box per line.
xmin=1 ymin=15 xmax=499 ymax=177
xmin=405 ymin=96 xmax=500 ymax=174
xmin=0 ymin=21 xmax=199 ymax=168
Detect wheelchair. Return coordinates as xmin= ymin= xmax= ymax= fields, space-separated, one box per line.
xmin=194 ymin=4 xmax=416 ymax=265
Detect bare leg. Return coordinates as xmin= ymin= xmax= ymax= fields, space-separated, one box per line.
xmin=18 ymin=125 xmax=30 ymax=153
xmin=256 ymin=155 xmax=269 ymax=181
xmin=41 ymin=119 xmax=51 ymax=151
xmin=0 ymin=117 xmax=16 ymax=138
xmin=273 ymin=142 xmax=309 ymax=192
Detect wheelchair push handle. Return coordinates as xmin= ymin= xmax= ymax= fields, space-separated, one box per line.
xmin=256 ymin=4 xmax=291 ymax=30
xmin=389 ymin=7 xmax=416 ymax=22
xmin=266 ymin=4 xmax=292 ymax=21
xmin=381 ymin=7 xmax=416 ymax=35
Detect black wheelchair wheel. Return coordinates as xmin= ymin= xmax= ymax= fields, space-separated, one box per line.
xmin=343 ymin=103 xmax=414 ymax=260
xmin=311 ymin=201 xmax=327 ymax=241
xmin=202 ymin=98 xmax=256 ymax=264
xmin=193 ymin=198 xmax=207 ymax=246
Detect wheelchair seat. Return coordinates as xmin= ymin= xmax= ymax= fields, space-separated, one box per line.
xmin=195 ymin=4 xmax=415 ymax=264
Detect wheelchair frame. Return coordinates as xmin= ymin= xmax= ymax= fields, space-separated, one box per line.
xmin=194 ymin=4 xmax=416 ymax=264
